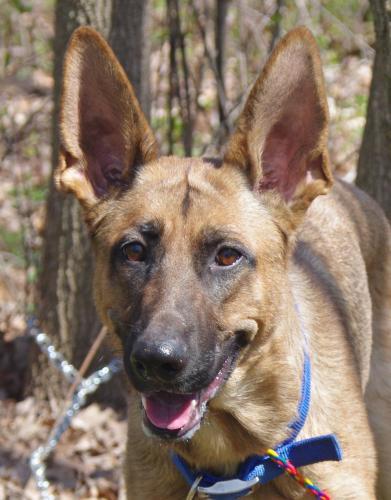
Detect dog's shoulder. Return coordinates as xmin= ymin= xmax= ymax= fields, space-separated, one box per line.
xmin=301 ymin=179 xmax=389 ymax=269
xmin=291 ymin=180 xmax=390 ymax=386
xmin=292 ymin=178 xmax=389 ymax=304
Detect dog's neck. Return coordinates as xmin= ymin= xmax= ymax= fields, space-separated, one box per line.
xmin=173 ymin=290 xmax=305 ymax=477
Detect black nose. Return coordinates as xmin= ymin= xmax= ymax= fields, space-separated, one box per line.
xmin=130 ymin=338 xmax=188 ymax=383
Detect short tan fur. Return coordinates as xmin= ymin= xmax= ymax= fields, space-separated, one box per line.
xmin=56 ymin=26 xmax=391 ymax=499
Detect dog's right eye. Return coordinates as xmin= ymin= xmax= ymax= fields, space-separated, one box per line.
xmin=122 ymin=242 xmax=146 ymax=262
xmin=215 ymin=247 xmax=243 ymax=267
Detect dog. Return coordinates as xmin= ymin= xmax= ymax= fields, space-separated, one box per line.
xmin=56 ymin=26 xmax=391 ymax=499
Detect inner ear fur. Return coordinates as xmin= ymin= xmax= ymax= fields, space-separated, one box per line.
xmin=56 ymin=27 xmax=158 ymax=209
xmin=224 ymin=27 xmax=333 ymax=216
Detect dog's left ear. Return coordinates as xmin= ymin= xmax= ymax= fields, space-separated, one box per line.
xmin=224 ymin=27 xmax=332 ymax=216
xmin=56 ymin=27 xmax=158 ymax=209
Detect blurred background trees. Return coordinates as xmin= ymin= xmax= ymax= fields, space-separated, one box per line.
xmin=356 ymin=0 xmax=390 ymax=217
xmin=0 ymin=0 xmax=389 ymax=496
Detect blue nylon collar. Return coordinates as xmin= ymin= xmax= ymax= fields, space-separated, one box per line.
xmin=171 ymin=352 xmax=342 ymax=499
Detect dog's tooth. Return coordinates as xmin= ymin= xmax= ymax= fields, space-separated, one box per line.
xmin=141 ymin=395 xmax=147 ymax=409
xmin=191 ymin=399 xmax=197 ymax=408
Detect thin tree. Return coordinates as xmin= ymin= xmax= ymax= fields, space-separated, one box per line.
xmin=356 ymin=0 xmax=390 ymax=217
xmin=215 ymin=0 xmax=230 ymax=139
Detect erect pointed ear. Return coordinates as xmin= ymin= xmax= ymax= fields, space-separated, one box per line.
xmin=224 ymin=27 xmax=332 ymax=216
xmin=55 ymin=27 xmax=158 ymax=209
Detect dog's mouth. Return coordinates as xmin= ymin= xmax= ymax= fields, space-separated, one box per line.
xmin=141 ymin=357 xmax=233 ymax=440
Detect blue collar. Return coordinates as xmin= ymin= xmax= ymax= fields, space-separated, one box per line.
xmin=171 ymin=352 xmax=342 ymax=499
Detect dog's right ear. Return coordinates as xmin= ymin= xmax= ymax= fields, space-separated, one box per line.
xmin=56 ymin=27 xmax=158 ymax=209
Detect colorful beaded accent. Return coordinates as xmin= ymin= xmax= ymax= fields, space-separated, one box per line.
xmin=266 ymin=448 xmax=331 ymax=499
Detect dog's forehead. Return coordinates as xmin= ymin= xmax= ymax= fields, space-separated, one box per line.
xmin=97 ymin=156 xmax=272 ymax=246
xmin=134 ymin=156 xmax=237 ymax=203
xmin=129 ymin=157 xmax=254 ymax=217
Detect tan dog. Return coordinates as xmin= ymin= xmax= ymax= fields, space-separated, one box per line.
xmin=56 ymin=26 xmax=391 ymax=499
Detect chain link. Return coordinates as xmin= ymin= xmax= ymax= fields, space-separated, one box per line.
xmin=28 ymin=318 xmax=122 ymax=500
xmin=29 ymin=320 xmax=79 ymax=383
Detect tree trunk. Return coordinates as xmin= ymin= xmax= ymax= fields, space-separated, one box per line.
xmin=215 ymin=0 xmax=229 ymax=137
xmin=35 ymin=0 xmax=151 ymax=407
xmin=109 ymin=0 xmax=152 ymax=119
xmin=166 ymin=0 xmax=193 ymax=155
xmin=356 ymin=0 xmax=391 ymax=218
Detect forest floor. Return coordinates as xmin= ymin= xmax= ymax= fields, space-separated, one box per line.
xmin=0 ymin=1 xmax=374 ymax=498
xmin=0 ymin=400 xmax=127 ymax=499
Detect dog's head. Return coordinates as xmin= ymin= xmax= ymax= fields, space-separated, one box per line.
xmin=57 ymin=27 xmax=332 ymax=441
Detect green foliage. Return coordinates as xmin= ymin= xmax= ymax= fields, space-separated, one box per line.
xmin=152 ymin=26 xmax=168 ymax=43
xmin=170 ymin=115 xmax=185 ymax=156
xmin=4 ymin=50 xmax=11 ymax=68
xmin=10 ymin=0 xmax=32 ymax=12
xmin=153 ymin=0 xmax=166 ymax=13
xmin=270 ymin=11 xmax=282 ymax=26
xmin=8 ymin=184 xmax=47 ymax=203
xmin=355 ymin=94 xmax=368 ymax=116
xmin=0 ymin=228 xmax=24 ymax=262
xmin=27 ymin=266 xmax=38 ymax=284
xmin=0 ymin=0 xmax=53 ymax=77
xmin=323 ymin=0 xmax=362 ymax=21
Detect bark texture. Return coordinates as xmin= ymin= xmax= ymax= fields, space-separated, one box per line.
xmin=109 ymin=0 xmax=152 ymax=119
xmin=215 ymin=0 xmax=229 ymax=135
xmin=35 ymin=0 xmax=151 ymax=406
xmin=356 ymin=0 xmax=391 ymax=218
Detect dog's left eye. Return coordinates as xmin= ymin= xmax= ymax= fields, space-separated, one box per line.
xmin=215 ymin=247 xmax=242 ymax=267
xmin=122 ymin=241 xmax=146 ymax=262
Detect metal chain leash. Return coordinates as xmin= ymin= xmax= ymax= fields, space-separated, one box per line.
xmin=28 ymin=319 xmax=123 ymax=500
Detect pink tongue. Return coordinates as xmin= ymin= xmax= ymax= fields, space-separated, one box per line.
xmin=143 ymin=392 xmax=196 ymax=430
